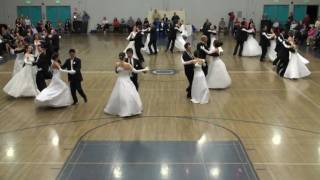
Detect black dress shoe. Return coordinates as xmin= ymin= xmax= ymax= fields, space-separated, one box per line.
xmin=72 ymin=102 xmax=79 ymax=105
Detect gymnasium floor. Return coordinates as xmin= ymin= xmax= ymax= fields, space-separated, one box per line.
xmin=0 ymin=33 xmax=320 ymax=180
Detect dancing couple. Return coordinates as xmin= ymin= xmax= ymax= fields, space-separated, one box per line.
xmin=104 ymin=48 xmax=149 ymax=117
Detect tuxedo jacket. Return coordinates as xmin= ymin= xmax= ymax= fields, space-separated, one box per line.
xmin=33 ymin=52 xmax=52 ymax=79
xmin=61 ymin=57 xmax=83 ymax=82
xmin=182 ymin=51 xmax=195 ymax=73
xmin=126 ymin=58 xmax=143 ymax=76
xmin=196 ymin=42 xmax=208 ymax=59
xmin=146 ymin=27 xmax=158 ymax=41
xmin=51 ymin=34 xmax=60 ymax=49
xmin=168 ymin=25 xmax=180 ymax=39
xmin=275 ymin=35 xmax=284 ymax=53
xmin=236 ymin=28 xmax=248 ymax=42
xmin=279 ymin=41 xmax=295 ymax=60
xmin=130 ymin=31 xmax=144 ymax=48
xmin=259 ymin=31 xmax=271 ymax=47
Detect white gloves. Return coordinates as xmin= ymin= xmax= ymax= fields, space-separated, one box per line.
xmin=60 ymin=68 xmax=76 ymax=74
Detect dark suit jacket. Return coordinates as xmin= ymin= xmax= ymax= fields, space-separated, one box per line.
xmin=182 ymin=51 xmax=194 ymax=73
xmin=279 ymin=41 xmax=295 ymax=60
xmin=196 ymin=42 xmax=208 ymax=59
xmin=61 ymin=57 xmax=83 ymax=82
xmin=126 ymin=58 xmax=143 ymax=72
xmin=33 ymin=52 xmax=52 ymax=79
xmin=168 ymin=24 xmax=181 ymax=39
xmin=130 ymin=31 xmax=144 ymax=49
xmin=146 ymin=27 xmax=158 ymax=41
xmin=236 ymin=28 xmax=248 ymax=42
xmin=51 ymin=34 xmax=60 ymax=50
xmin=259 ymin=31 xmax=271 ymax=47
xmin=275 ymin=35 xmax=284 ymax=53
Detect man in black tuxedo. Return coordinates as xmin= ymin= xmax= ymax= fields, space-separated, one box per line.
xmin=126 ymin=48 xmax=144 ymax=91
xmin=202 ymin=21 xmax=212 ymax=47
xmin=273 ymin=29 xmax=286 ymax=66
xmin=147 ymin=24 xmax=158 ymax=54
xmin=196 ymin=35 xmax=209 ymax=76
xmin=61 ymin=49 xmax=87 ymax=105
xmin=50 ymin=30 xmax=60 ymax=53
xmin=259 ymin=26 xmax=272 ymax=62
xmin=171 ymin=12 xmax=180 ymax=24
xmin=129 ymin=26 xmax=144 ymax=62
xmin=233 ymin=22 xmax=249 ymax=56
xmin=277 ymin=39 xmax=294 ymax=77
xmin=166 ymin=22 xmax=181 ymax=53
xmin=33 ymin=44 xmax=52 ymax=91
xmin=182 ymin=42 xmax=196 ymax=98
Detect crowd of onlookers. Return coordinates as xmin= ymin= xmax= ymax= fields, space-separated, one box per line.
xmin=0 ymin=16 xmax=61 ymax=61
xmin=261 ymin=13 xmax=320 ymax=51
xmin=96 ymin=9 xmax=184 ymax=38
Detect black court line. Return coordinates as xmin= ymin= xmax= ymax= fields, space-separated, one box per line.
xmin=56 ymin=116 xmax=260 ymax=180
xmin=0 ymin=115 xmax=320 ymax=136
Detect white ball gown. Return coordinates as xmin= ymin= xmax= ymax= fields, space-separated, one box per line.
xmin=123 ymin=32 xmax=138 ymax=59
xmin=174 ymin=26 xmax=187 ymax=52
xmin=206 ymin=47 xmax=231 ymax=89
xmin=242 ymin=29 xmax=262 ymax=57
xmin=35 ymin=69 xmax=73 ymax=107
xmin=267 ymin=39 xmax=277 ymax=61
xmin=12 ymin=50 xmax=25 ymax=76
xmin=3 ymin=54 xmax=39 ymax=98
xmin=104 ymin=67 xmax=143 ymax=117
xmin=284 ymin=51 xmax=311 ymax=79
xmin=191 ymin=63 xmax=209 ymax=104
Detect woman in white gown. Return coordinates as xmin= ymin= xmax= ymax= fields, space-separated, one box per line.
xmin=202 ymin=40 xmax=231 ymax=89
xmin=191 ymin=59 xmax=209 ymax=104
xmin=104 ymin=52 xmax=149 ymax=117
xmin=174 ymin=22 xmax=186 ymax=51
xmin=242 ymin=24 xmax=262 ymax=57
xmin=35 ymin=53 xmax=74 ymax=107
xmin=123 ymin=26 xmax=138 ymax=59
xmin=284 ymin=36 xmax=311 ymax=79
xmin=11 ymin=40 xmax=25 ymax=76
xmin=267 ymin=28 xmax=277 ymax=61
xmin=3 ymin=45 xmax=39 ymax=98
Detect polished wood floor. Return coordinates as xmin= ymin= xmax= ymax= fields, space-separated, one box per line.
xmin=0 ymin=33 xmax=320 ymax=180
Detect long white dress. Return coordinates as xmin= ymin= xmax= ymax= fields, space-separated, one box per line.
xmin=3 ymin=54 xmax=39 ymax=98
xmin=174 ymin=26 xmax=186 ymax=51
xmin=206 ymin=47 xmax=231 ymax=89
xmin=267 ymin=39 xmax=277 ymax=61
xmin=284 ymin=51 xmax=311 ymax=79
xmin=124 ymin=32 xmax=138 ymax=59
xmin=104 ymin=67 xmax=143 ymax=117
xmin=12 ymin=50 xmax=25 ymax=76
xmin=191 ymin=63 xmax=209 ymax=104
xmin=35 ymin=69 xmax=73 ymax=107
xmin=242 ymin=29 xmax=262 ymax=57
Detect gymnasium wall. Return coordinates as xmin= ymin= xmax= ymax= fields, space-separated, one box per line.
xmin=0 ymin=0 xmax=319 ymax=31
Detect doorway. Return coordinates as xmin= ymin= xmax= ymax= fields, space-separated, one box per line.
xmin=306 ymin=5 xmax=318 ymax=24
